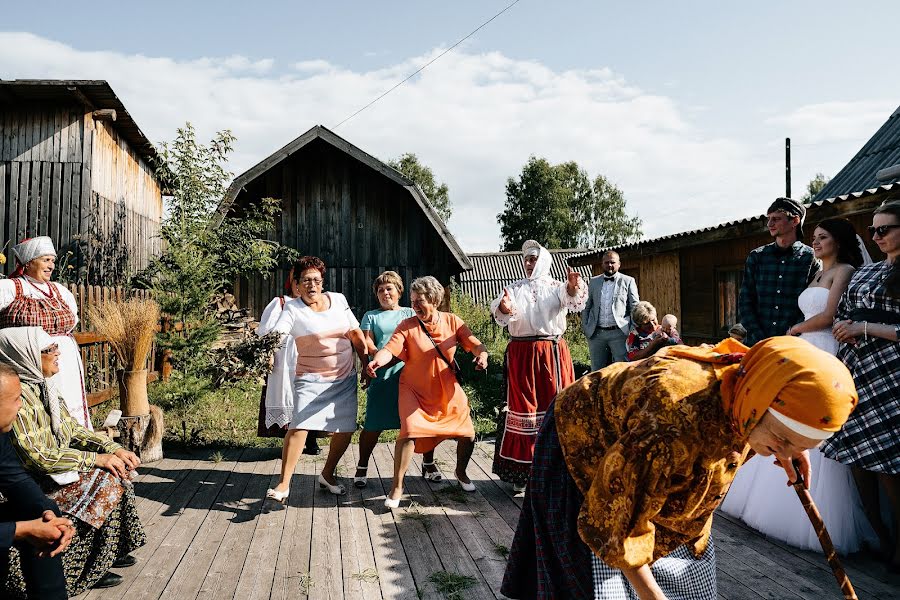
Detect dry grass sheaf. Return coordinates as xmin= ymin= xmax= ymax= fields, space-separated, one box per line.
xmin=86 ymin=298 xmax=160 ymax=371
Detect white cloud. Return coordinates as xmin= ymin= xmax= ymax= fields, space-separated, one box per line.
xmin=765 ymin=100 xmax=897 ymax=144
xmin=0 ymin=32 xmax=885 ymax=251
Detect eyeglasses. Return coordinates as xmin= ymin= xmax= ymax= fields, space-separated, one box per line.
xmin=41 ymin=344 xmax=59 ymax=355
xmin=868 ymin=224 xmax=900 ymax=237
xmin=299 ymin=278 xmax=323 ymax=286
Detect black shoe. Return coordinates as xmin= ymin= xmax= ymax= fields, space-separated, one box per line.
xmin=302 ymin=444 xmax=321 ymax=456
xmin=92 ymin=572 xmax=124 ymax=589
xmin=112 ymin=554 xmax=138 ymax=568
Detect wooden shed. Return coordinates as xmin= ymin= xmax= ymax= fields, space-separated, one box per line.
xmin=568 ymin=188 xmax=892 ymax=344
xmin=459 ymin=249 xmax=594 ymax=305
xmin=214 ymin=125 xmax=472 ymax=318
xmin=0 ymin=80 xmax=163 ymax=285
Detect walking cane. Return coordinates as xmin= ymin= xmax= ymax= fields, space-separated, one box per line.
xmin=791 ymin=459 xmax=858 ymax=600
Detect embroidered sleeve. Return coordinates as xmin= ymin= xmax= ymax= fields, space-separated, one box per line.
xmin=490 ymin=288 xmax=519 ymax=327
xmin=56 ymin=284 xmax=80 ymax=330
xmin=0 ymin=280 xmax=16 ymax=312
xmin=558 ymin=276 xmax=588 ymax=312
xmin=257 ymin=297 xmax=284 ymax=337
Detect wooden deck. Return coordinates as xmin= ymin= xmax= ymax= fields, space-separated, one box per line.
xmin=80 ymin=441 xmax=900 ymax=600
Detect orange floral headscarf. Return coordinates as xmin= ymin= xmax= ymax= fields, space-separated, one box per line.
xmin=668 ymin=336 xmax=858 ymax=438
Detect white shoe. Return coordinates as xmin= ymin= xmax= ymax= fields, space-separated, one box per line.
xmin=459 ymin=480 xmax=476 ymax=493
xmin=513 ymin=483 xmax=527 ymax=494
xmin=422 ymin=460 xmax=443 ymax=482
xmin=384 ymin=496 xmax=401 ymax=509
xmin=266 ymin=487 xmax=289 ymax=504
xmin=317 ymin=474 xmax=346 ymax=496
xmin=354 ymin=464 xmax=368 ymax=489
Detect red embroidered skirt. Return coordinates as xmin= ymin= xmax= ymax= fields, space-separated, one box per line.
xmin=493 ymin=337 xmax=574 ymax=485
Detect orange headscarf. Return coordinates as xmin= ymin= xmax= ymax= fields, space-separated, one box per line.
xmin=668 ymin=336 xmax=858 ymax=438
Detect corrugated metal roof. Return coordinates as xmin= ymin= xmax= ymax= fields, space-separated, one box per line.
xmin=459 ymin=249 xmax=595 ymax=305
xmin=0 ymin=79 xmax=159 ymax=167
xmin=567 ymin=183 xmax=898 ymax=266
xmin=813 ymin=104 xmax=900 ymax=201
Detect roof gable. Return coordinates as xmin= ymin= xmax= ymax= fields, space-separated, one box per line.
xmin=0 ymin=79 xmax=159 ymax=167
xmin=813 ymin=104 xmax=900 ymax=200
xmin=214 ymin=125 xmax=471 ymax=271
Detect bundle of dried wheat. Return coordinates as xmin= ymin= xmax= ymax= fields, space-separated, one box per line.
xmin=87 ymin=298 xmax=161 ymax=371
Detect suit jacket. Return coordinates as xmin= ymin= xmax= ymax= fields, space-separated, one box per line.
xmin=0 ymin=431 xmax=59 ymax=550
xmin=582 ymin=273 xmax=640 ymax=337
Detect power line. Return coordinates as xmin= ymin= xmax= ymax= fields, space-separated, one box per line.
xmin=333 ymin=0 xmax=522 ymax=129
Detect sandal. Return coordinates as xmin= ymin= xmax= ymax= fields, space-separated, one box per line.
xmin=422 ymin=460 xmax=443 ymax=482
xmin=354 ymin=464 xmax=368 ymax=489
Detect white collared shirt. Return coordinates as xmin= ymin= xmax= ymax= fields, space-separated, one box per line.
xmin=599 ymin=275 xmax=617 ymax=327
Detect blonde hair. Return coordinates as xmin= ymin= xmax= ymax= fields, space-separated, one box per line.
xmin=372 ymin=270 xmax=404 ymax=296
xmin=661 ymin=314 xmax=677 ymax=327
xmin=631 ymin=301 xmax=657 ymax=326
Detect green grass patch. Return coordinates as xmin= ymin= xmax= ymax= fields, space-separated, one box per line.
xmin=351 ymin=567 xmax=379 ymax=583
xmin=428 ymin=570 xmax=477 ymax=600
xmin=493 ymin=543 xmax=510 ymax=559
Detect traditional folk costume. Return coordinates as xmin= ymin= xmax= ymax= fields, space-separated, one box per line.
xmin=256 ymin=293 xmax=298 ymax=437
xmin=502 ymin=337 xmax=858 ymax=600
xmin=1 ymin=327 xmax=145 ymax=598
xmin=0 ymin=237 xmax=90 ymax=429
xmin=272 ymin=292 xmax=360 ymax=433
xmin=490 ymin=241 xmax=587 ymax=486
xmin=383 ymin=312 xmax=483 ymax=453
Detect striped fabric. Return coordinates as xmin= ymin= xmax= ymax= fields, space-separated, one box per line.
xmin=10 ymin=382 xmax=120 ymax=474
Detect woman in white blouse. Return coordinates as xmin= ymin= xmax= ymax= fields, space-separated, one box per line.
xmin=0 ymin=237 xmax=90 ymax=429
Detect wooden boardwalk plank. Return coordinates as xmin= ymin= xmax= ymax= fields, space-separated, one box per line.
xmin=159 ymin=449 xmax=263 ymax=600
xmin=308 ymin=452 xmax=345 ymax=600
xmin=351 ymin=443 xmax=419 ymax=600
xmin=195 ymin=451 xmax=281 ymax=600
xmin=271 ymin=453 xmax=317 ymax=600
xmin=337 ymin=446 xmax=382 ymax=600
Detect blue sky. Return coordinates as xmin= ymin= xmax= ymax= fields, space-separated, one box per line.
xmin=4 ymin=1 xmax=900 ymax=250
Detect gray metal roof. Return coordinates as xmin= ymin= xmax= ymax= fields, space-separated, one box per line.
xmin=0 ymin=79 xmax=159 ymax=166
xmin=813 ymin=104 xmax=900 ymax=201
xmin=459 ymin=249 xmax=594 ymax=305
xmin=567 ymin=183 xmax=898 ymax=266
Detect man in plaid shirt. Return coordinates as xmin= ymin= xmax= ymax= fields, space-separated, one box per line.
xmin=739 ymin=197 xmax=820 ymax=346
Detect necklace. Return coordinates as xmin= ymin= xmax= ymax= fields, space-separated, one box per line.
xmin=25 ymin=276 xmax=55 ymax=299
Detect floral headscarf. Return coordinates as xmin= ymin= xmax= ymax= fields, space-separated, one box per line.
xmin=667 ymin=336 xmax=857 ymax=438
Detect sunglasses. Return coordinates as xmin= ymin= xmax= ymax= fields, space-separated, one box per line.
xmin=867 ymin=224 xmax=900 ymax=237
xmin=41 ymin=344 xmax=60 ymax=355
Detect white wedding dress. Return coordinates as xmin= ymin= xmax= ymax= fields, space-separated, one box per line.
xmin=719 ymin=287 xmax=878 ymax=554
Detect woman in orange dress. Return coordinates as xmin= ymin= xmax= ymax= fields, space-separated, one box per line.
xmin=366 ymin=276 xmax=488 ymax=508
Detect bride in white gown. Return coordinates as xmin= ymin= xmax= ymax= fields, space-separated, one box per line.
xmin=720 ymin=218 xmax=878 ymax=554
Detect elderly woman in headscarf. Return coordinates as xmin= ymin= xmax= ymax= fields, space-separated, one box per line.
xmin=501 ymin=336 xmax=858 ymax=600
xmin=0 ymin=237 xmax=90 ymax=429
xmin=0 ymin=327 xmax=146 ymax=596
xmin=490 ymin=240 xmax=587 ymax=492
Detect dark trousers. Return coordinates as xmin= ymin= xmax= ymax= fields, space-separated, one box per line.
xmin=1 ymin=544 xmax=68 ymax=600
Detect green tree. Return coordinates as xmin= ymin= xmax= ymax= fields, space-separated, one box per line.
xmin=498 ymin=156 xmax=642 ymax=251
xmin=389 ymin=153 xmax=452 ymax=221
xmin=142 ymin=123 xmax=295 ymax=379
xmin=801 ymin=172 xmax=830 ymax=203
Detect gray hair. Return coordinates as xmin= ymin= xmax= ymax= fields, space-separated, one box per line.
xmin=0 ymin=362 xmax=19 ymax=382
xmin=409 ymin=276 xmax=444 ymax=305
xmin=631 ymin=301 xmax=657 ymax=326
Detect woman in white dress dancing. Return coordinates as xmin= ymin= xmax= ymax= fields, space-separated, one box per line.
xmin=720 ymin=217 xmax=878 ymax=554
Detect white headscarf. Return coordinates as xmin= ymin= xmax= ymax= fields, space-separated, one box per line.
xmin=13 ymin=236 xmax=56 ymax=266
xmin=856 ymin=234 xmax=874 ymax=266
xmin=0 ymin=326 xmax=63 ymax=440
xmin=522 ymin=240 xmax=552 ymax=280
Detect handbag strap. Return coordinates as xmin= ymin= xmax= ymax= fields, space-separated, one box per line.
xmin=417 ymin=316 xmax=456 ymax=369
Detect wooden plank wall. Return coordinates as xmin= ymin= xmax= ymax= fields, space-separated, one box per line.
xmin=0 ymin=103 xmax=161 ymax=283
xmin=233 ymin=140 xmax=460 ymax=319
xmin=636 ymin=251 xmax=680 ymax=324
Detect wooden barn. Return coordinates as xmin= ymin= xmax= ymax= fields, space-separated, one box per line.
xmin=568 ymin=103 xmax=900 ymax=344
xmin=214 ymin=125 xmax=472 ymax=317
xmin=459 ymin=249 xmax=593 ymax=305
xmin=0 ymin=79 xmax=163 ymax=284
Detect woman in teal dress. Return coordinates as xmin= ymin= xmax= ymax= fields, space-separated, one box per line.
xmin=353 ymin=272 xmax=441 ymax=488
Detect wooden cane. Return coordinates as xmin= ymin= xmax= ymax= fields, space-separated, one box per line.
xmin=791 ymin=460 xmax=858 ymax=600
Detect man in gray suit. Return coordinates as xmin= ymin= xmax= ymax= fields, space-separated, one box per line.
xmin=581 ymin=251 xmax=640 ymax=371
